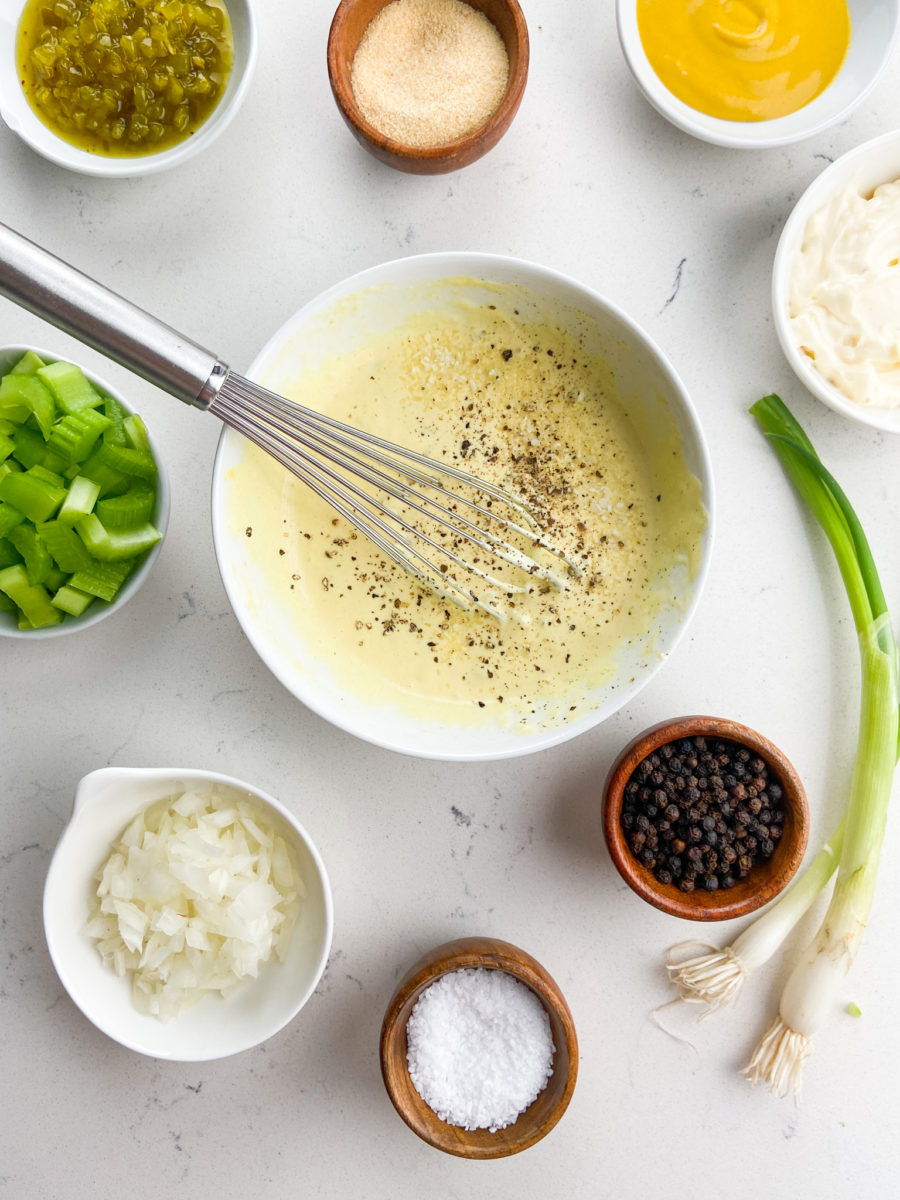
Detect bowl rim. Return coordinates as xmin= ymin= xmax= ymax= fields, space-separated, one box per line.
xmin=0 ymin=343 xmax=171 ymax=639
xmin=42 ymin=765 xmax=335 ymax=1060
xmin=602 ymin=715 xmax=810 ymax=921
xmin=772 ymin=128 xmax=900 ymax=433
xmin=0 ymin=0 xmax=258 ymax=177
xmin=209 ymin=249 xmax=716 ymax=762
xmin=326 ymin=0 xmax=529 ymax=171
xmin=379 ymin=935 xmax=578 ymax=1158
xmin=615 ymin=0 xmax=900 ymax=150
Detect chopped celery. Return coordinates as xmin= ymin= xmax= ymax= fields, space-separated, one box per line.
xmin=57 ymin=475 xmax=100 ymax=526
xmin=0 ymin=373 xmax=56 ymax=436
xmin=51 ymin=584 xmax=94 ymax=616
xmin=0 ymin=468 xmax=66 ymax=523
xmin=46 ymin=408 xmax=112 ymax=463
xmin=76 ymin=513 xmax=161 ymax=561
xmin=96 ymin=482 xmax=155 ymax=528
xmin=29 ymin=464 xmax=65 ymax=487
xmin=38 ymin=520 xmax=96 ymax=573
xmin=0 ymin=537 xmax=21 ymax=568
xmin=11 ymin=426 xmax=47 ymax=469
xmin=95 ymin=441 xmax=157 ymax=480
xmin=124 ymin=413 xmax=151 ymax=452
xmin=0 ymin=355 xmax=161 ymax=630
xmin=78 ymin=448 xmax=130 ymax=497
xmin=41 ymin=449 xmax=68 ymax=475
xmin=103 ymin=396 xmax=127 ymax=446
xmin=37 ymin=361 xmax=103 ymax=414
xmin=44 ymin=565 xmax=67 ymax=591
xmin=69 ymin=559 xmax=135 ymax=602
xmin=12 ymin=431 xmax=68 ymax=475
xmin=9 ymin=350 xmax=45 ymax=376
xmin=0 ymin=563 xmax=62 ymax=628
xmin=0 ymin=501 xmax=25 ymax=537
xmin=8 ymin=523 xmax=52 ymax=585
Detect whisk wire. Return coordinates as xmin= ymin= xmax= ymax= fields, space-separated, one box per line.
xmin=213 ymin=386 xmax=516 ymax=611
xmin=212 ymin=373 xmax=571 ymax=612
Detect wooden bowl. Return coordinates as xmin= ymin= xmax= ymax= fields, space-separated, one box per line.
xmin=602 ymin=716 xmax=809 ymax=921
xmin=380 ymin=936 xmax=577 ymax=1157
xmin=327 ymin=0 xmax=529 ymax=174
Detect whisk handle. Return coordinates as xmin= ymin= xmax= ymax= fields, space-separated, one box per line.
xmin=0 ymin=222 xmax=225 ymax=409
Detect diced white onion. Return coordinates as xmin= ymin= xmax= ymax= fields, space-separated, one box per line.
xmin=86 ymin=790 xmax=303 ymax=1022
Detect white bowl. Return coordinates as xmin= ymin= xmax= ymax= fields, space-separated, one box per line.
xmin=210 ymin=252 xmax=714 ymax=762
xmin=0 ymin=1 xmax=257 ymax=177
xmin=616 ymin=0 xmax=899 ymax=149
xmin=772 ymin=129 xmax=900 ymax=433
xmin=43 ymin=766 xmax=333 ymax=1061
xmin=0 ymin=344 xmax=170 ymax=638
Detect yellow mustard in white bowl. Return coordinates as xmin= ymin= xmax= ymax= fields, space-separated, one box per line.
xmin=637 ymin=0 xmax=851 ymax=122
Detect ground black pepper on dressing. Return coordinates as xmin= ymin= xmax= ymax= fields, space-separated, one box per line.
xmin=228 ymin=291 xmax=706 ymax=731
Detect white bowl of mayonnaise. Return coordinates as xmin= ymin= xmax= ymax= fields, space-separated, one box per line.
xmin=773 ymin=129 xmax=900 ymax=433
xmin=211 ymin=253 xmax=713 ymax=761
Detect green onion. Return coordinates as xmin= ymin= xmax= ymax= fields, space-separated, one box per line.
xmin=666 ymin=395 xmax=898 ymax=1103
xmin=666 ymin=821 xmax=845 ymax=1011
xmin=741 ymin=394 xmax=899 ymax=1101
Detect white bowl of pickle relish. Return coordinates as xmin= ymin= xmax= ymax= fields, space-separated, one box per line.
xmin=0 ymin=0 xmax=257 ymax=176
xmin=211 ymin=253 xmax=715 ymax=762
xmin=616 ymin=0 xmax=899 ymax=149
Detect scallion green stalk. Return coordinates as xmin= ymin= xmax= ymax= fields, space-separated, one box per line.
xmin=740 ymin=394 xmax=899 ymax=1102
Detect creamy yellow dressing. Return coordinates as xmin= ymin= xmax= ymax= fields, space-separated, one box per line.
xmin=637 ymin=0 xmax=851 ymax=122
xmin=226 ymin=294 xmax=706 ymax=731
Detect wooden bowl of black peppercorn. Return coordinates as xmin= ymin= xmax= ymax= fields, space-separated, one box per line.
xmin=602 ymin=716 xmax=809 ymax=921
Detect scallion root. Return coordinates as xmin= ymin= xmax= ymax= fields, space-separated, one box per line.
xmin=741 ymin=1015 xmax=813 ymax=1104
xmin=666 ymin=941 xmax=747 ymax=1012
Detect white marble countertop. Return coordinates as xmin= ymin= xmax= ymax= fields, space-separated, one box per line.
xmin=3 ymin=3 xmax=900 ymax=1196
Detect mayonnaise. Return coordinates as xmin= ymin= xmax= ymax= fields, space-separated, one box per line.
xmin=789 ymin=177 xmax=900 ymax=410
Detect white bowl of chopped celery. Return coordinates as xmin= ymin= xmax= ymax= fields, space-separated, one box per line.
xmin=43 ymin=766 xmax=334 ymax=1060
xmin=0 ymin=1 xmax=257 ymax=177
xmin=0 ymin=345 xmax=170 ymax=637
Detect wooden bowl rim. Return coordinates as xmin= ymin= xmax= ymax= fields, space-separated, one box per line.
xmin=327 ymin=0 xmax=530 ymax=170
xmin=602 ymin=716 xmax=810 ymax=921
xmin=380 ymin=935 xmax=578 ymax=1158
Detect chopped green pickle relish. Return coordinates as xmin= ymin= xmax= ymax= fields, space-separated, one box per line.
xmin=17 ymin=0 xmax=234 ymax=157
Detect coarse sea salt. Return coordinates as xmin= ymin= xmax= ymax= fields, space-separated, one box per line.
xmin=406 ymin=967 xmax=555 ymax=1132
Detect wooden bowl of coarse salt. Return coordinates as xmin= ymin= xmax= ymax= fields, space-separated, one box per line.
xmin=380 ymin=936 xmax=578 ymax=1158
xmin=327 ymin=0 xmax=529 ymax=174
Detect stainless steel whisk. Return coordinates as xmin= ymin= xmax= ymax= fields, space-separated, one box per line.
xmin=0 ymin=223 xmax=564 ymax=615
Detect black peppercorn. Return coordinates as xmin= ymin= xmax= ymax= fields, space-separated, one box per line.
xmin=619 ymin=733 xmax=786 ymax=893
